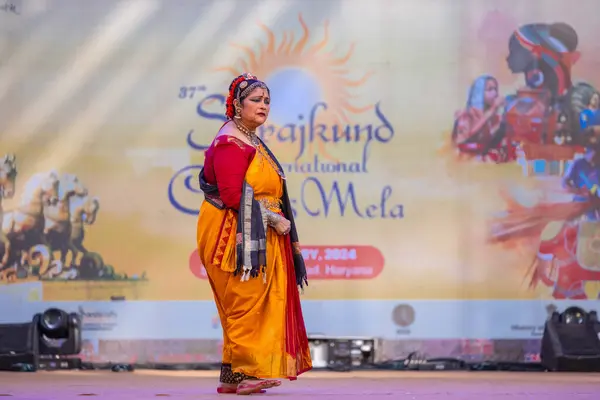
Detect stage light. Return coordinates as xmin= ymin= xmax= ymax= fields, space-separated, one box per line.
xmin=39 ymin=308 xmax=69 ymax=339
xmin=561 ymin=306 xmax=587 ymax=325
xmin=541 ymin=307 xmax=600 ymax=372
xmin=0 ymin=307 xmax=81 ymax=371
xmin=34 ymin=308 xmax=82 ymax=356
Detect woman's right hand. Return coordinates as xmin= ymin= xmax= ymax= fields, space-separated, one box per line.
xmin=274 ymin=217 xmax=291 ymax=236
xmin=493 ymin=96 xmax=505 ymax=110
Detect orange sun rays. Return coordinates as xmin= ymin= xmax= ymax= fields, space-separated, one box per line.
xmin=215 ymin=14 xmax=374 ymax=161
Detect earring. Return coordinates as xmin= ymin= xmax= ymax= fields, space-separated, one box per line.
xmin=234 ymin=108 xmax=242 ymax=119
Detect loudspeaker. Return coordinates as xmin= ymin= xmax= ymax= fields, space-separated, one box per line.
xmin=0 ymin=322 xmax=39 ymax=371
xmin=541 ymin=308 xmax=600 ymax=372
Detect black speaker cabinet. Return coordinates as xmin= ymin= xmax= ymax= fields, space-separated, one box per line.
xmin=0 ymin=322 xmax=39 ymax=371
xmin=541 ymin=310 xmax=600 ymax=372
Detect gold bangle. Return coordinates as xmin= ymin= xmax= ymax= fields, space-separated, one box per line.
xmin=259 ymin=204 xmax=282 ymax=227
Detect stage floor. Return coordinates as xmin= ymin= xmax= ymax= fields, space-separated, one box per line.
xmin=0 ymin=370 xmax=599 ymax=399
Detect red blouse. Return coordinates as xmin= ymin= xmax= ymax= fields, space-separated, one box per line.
xmin=203 ymin=135 xmax=256 ymax=210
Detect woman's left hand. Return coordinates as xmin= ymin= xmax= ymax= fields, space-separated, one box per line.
xmin=274 ymin=218 xmax=291 ymax=236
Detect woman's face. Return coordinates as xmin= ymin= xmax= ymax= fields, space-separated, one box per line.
xmin=240 ymin=87 xmax=270 ymax=128
xmin=590 ymin=93 xmax=599 ymax=109
xmin=506 ymin=35 xmax=535 ymax=73
xmin=484 ymin=79 xmax=499 ymax=107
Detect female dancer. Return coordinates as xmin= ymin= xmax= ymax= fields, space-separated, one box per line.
xmin=196 ymin=73 xmax=312 ymax=395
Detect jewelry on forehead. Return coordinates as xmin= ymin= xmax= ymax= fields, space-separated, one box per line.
xmin=237 ymin=81 xmax=268 ymax=103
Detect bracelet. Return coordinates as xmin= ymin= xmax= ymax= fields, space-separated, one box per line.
xmin=260 ymin=204 xmax=282 ymax=227
xmin=265 ymin=209 xmax=282 ymax=227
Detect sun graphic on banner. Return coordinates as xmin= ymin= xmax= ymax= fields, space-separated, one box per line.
xmin=216 ymin=14 xmax=373 ymax=157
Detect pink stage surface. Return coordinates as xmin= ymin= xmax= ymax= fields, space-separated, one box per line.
xmin=0 ymin=370 xmax=599 ymax=399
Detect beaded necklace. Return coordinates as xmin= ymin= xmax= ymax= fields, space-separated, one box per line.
xmin=233 ymin=120 xmax=285 ymax=179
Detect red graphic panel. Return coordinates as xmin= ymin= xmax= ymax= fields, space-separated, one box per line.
xmin=189 ymin=245 xmax=385 ymax=280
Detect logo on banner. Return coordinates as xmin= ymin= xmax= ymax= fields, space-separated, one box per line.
xmin=78 ymin=306 xmax=118 ymax=332
xmin=508 ymin=303 xmax=550 ymax=337
xmin=392 ymin=304 xmax=415 ymax=335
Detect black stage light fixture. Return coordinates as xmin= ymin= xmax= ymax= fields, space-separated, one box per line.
xmin=34 ymin=308 xmax=82 ymax=354
xmin=33 ymin=308 xmax=83 ymax=370
xmin=541 ymin=306 xmax=600 ymax=372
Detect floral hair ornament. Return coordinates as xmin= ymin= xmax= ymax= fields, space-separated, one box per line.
xmin=225 ymin=75 xmax=247 ymax=119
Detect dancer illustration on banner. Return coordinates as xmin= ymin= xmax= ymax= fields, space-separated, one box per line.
xmin=504 ymin=22 xmax=588 ymax=169
xmin=485 ymin=22 xmax=600 ymax=299
xmin=488 ymin=89 xmax=600 ymax=300
xmin=488 ymin=144 xmax=600 ymax=300
xmin=451 ymin=75 xmax=516 ymax=163
xmin=578 ymin=88 xmax=600 ymax=135
xmin=445 ymin=22 xmax=594 ymax=167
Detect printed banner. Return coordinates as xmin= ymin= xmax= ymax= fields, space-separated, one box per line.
xmin=1 ymin=0 xmax=600 ymax=349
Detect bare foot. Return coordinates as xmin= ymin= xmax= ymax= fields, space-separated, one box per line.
xmin=236 ymin=379 xmax=281 ymax=395
xmin=216 ymin=382 xmax=267 ymax=394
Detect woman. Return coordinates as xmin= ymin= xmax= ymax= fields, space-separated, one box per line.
xmin=452 ymin=75 xmax=516 ymax=163
xmin=579 ymin=91 xmax=600 ymax=135
xmin=506 ymin=23 xmax=579 ymax=99
xmin=196 ymin=73 xmax=312 ymax=395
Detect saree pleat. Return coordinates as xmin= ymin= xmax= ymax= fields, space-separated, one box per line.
xmin=197 ymin=147 xmax=312 ymax=379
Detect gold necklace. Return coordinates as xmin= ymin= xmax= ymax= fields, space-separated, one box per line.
xmin=233 ymin=121 xmax=260 ymax=146
xmin=234 ymin=121 xmax=285 ymax=179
